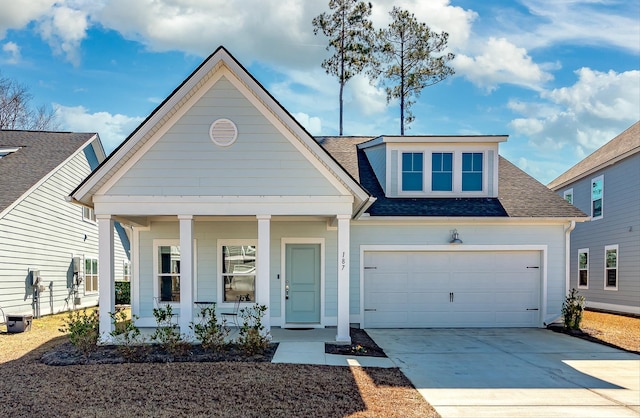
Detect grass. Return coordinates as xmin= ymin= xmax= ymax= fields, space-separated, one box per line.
xmin=0 ymin=310 xmax=438 ymax=418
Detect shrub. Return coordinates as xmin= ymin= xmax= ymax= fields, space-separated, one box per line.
xmin=109 ymin=308 xmax=149 ymax=361
xmin=59 ymin=308 xmax=99 ymax=356
xmin=190 ymin=304 xmax=230 ymax=351
xmin=237 ymin=304 xmax=270 ymax=355
xmin=562 ymin=288 xmax=585 ymax=330
xmin=151 ymin=304 xmax=189 ymax=356
xmin=115 ymin=281 xmax=131 ymax=305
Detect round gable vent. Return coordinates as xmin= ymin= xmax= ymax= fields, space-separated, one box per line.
xmin=209 ymin=118 xmax=238 ymax=147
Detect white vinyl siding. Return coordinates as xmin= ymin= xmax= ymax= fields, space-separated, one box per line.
xmin=0 ymin=146 xmax=130 ymax=315
xmin=108 ymin=77 xmax=340 ymax=198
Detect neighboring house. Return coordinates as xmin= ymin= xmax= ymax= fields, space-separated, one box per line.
xmin=0 ymin=131 xmax=130 ymax=318
xmin=69 ymin=47 xmax=587 ymax=342
xmin=548 ymin=122 xmax=640 ymax=315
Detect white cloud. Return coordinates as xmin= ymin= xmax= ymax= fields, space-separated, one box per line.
xmin=54 ymin=104 xmax=143 ymax=153
xmin=455 ymin=37 xmax=553 ymax=91
xmin=37 ymin=4 xmax=91 ymax=65
xmin=0 ymin=0 xmax=55 ymax=38
xmin=348 ymin=74 xmax=388 ymax=116
xmin=508 ymin=68 xmax=640 ymax=159
xmin=293 ymin=112 xmax=322 ymax=135
xmin=2 ymin=42 xmax=21 ymax=64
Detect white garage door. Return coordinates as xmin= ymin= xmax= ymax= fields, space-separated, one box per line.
xmin=363 ymin=251 xmax=541 ymax=328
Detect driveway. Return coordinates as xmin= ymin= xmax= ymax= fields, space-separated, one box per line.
xmin=367 ymin=328 xmax=640 ymax=418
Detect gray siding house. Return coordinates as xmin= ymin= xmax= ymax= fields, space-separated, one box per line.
xmin=0 ymin=131 xmax=130 ymax=319
xmin=549 ymin=122 xmax=640 ymax=315
xmin=69 ymin=47 xmax=587 ymax=343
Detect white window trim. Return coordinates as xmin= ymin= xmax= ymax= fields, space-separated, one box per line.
xmin=577 ymin=248 xmax=588 ymax=289
xmin=83 ymin=255 xmax=99 ymax=295
xmin=122 ymin=260 xmax=131 ymax=282
xmin=564 ymin=188 xmax=574 ymax=205
xmin=591 ymin=175 xmax=604 ymax=220
xmin=153 ymin=239 xmax=197 ymax=305
xmin=395 ymin=148 xmax=489 ymax=197
xmin=217 ymin=239 xmax=258 ymax=307
xmin=604 ymin=244 xmax=618 ymax=291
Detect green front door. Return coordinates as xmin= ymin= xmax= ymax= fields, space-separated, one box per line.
xmin=285 ymin=244 xmax=321 ymax=323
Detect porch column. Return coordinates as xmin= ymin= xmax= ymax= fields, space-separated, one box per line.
xmin=256 ymin=215 xmax=271 ymax=333
xmin=336 ymin=214 xmax=351 ymax=343
xmin=97 ymin=214 xmax=115 ymax=343
xmin=178 ymin=215 xmax=194 ymax=338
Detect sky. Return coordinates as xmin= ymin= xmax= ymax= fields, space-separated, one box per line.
xmin=0 ymin=0 xmax=638 ymax=185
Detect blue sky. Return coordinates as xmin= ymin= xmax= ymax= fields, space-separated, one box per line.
xmin=1 ymin=0 xmax=638 ymax=184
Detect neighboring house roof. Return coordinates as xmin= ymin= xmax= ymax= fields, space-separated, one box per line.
xmin=317 ymin=136 xmax=586 ymax=218
xmin=548 ymin=121 xmax=640 ymax=190
xmin=0 ymin=130 xmax=98 ymax=214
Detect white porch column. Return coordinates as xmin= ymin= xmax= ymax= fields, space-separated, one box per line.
xmin=336 ymin=214 xmax=351 ymax=343
xmin=97 ymin=214 xmax=115 ymax=343
xmin=256 ymin=215 xmax=271 ymax=333
xmin=178 ymin=215 xmax=194 ymax=337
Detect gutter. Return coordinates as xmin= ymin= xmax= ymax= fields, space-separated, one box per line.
xmin=353 ymin=196 xmax=377 ymax=220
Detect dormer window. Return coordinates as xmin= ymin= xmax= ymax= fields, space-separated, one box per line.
xmin=462 ymin=153 xmax=483 ymax=191
xmin=432 ymin=152 xmax=453 ymax=191
xmin=401 ymin=152 xmax=423 ymax=191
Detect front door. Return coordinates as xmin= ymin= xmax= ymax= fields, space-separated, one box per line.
xmin=285 ymin=244 xmax=321 ymax=324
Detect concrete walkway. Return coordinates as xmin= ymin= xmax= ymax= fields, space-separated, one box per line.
xmin=367 ymin=328 xmax=640 ymax=418
xmin=269 ymin=327 xmax=395 ymax=368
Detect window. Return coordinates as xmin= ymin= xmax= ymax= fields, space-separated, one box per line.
xmin=462 ymin=152 xmax=483 ymax=191
xmin=82 ymin=206 xmax=96 ymax=222
xmin=158 ymin=245 xmax=181 ymax=302
xmin=564 ymin=188 xmax=574 ymax=204
xmin=604 ymin=245 xmax=618 ymax=290
xmin=221 ymin=244 xmax=256 ymax=302
xmin=84 ymin=257 xmax=98 ymax=294
xmin=578 ymin=249 xmax=588 ymax=289
xmin=591 ymin=175 xmax=603 ymax=219
xmin=401 ymin=152 xmax=423 ymax=191
xmin=432 ymin=152 xmax=453 ymax=191
xmin=123 ymin=261 xmax=131 ymax=282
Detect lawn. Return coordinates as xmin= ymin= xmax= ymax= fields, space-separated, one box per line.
xmin=0 ymin=310 xmax=438 ymax=418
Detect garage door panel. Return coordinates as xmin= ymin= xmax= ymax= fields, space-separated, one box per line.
xmin=364 ymin=250 xmax=541 ymax=328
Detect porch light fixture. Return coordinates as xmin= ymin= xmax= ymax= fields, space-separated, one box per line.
xmin=449 ymin=229 xmax=463 ymax=244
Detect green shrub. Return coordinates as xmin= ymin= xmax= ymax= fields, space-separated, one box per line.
xmin=115 ymin=281 xmax=131 ymax=305
xmin=109 ymin=308 xmax=149 ymax=361
xmin=151 ymin=304 xmax=189 ymax=356
xmin=190 ymin=303 xmax=230 ymax=351
xmin=59 ymin=308 xmax=99 ymax=356
xmin=237 ymin=304 xmax=270 ymax=355
xmin=562 ymin=288 xmax=585 ymax=330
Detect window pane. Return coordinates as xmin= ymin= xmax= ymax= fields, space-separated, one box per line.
xmin=462 ymin=153 xmax=483 ymax=191
xmin=593 ymin=198 xmax=602 ymax=218
xmin=92 ymin=259 xmax=98 ymax=274
xmin=432 ymin=173 xmax=452 ymax=191
xmin=160 ymin=275 xmax=180 ymax=302
xmin=402 ymin=153 xmax=413 ymax=170
xmin=223 ymin=245 xmax=256 ymax=302
xmin=402 ymin=172 xmax=423 ymax=191
xmin=579 ymin=270 xmax=588 ymax=286
xmin=606 ymin=249 xmax=617 ymax=268
xmin=432 ymin=153 xmax=452 ymax=191
xmin=159 ymin=246 xmax=180 ymax=274
xmin=578 ymin=252 xmax=588 ymax=269
xmin=413 ymin=152 xmax=423 ymax=169
xmin=606 ymin=270 xmax=617 ymax=287
xmin=473 ymin=152 xmax=482 ymax=168
xmin=462 ymin=153 xmax=472 ymax=171
xmin=462 ymin=173 xmax=482 ymax=191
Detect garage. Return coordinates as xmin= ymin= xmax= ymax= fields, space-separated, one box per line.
xmin=363 ymin=250 xmax=542 ymax=328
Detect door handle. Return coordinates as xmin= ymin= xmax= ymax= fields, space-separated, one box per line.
xmin=285 ymin=280 xmax=289 ymax=300
xmin=449 ymin=292 xmax=454 ymax=302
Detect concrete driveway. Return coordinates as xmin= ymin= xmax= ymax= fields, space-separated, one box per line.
xmin=366 ymin=328 xmax=640 ymax=418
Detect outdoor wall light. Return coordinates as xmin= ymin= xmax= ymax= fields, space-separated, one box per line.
xmin=449 ymin=229 xmax=463 ymax=244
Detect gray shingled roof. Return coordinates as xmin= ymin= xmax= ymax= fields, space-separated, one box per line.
xmin=316 ymin=136 xmax=586 ymax=218
xmin=548 ymin=121 xmax=640 ymax=190
xmin=0 ymin=130 xmax=96 ymax=213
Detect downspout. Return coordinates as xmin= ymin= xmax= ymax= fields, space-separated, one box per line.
xmin=564 ymin=220 xmax=576 ymax=296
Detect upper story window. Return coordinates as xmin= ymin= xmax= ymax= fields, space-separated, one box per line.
xmin=401 ymin=152 xmax=423 ymax=191
xmin=432 ymin=152 xmax=453 ymax=191
xmin=563 ymin=188 xmax=574 ymax=204
xmin=462 ymin=153 xmax=483 ymax=191
xmin=82 ymin=206 xmax=96 ymax=222
xmin=591 ymin=175 xmax=603 ymax=220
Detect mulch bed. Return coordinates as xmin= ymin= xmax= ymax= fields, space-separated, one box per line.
xmin=547 ymin=323 xmax=639 ymax=355
xmin=41 ymin=342 xmax=279 ymax=366
xmin=325 ymin=327 xmax=387 ymax=357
